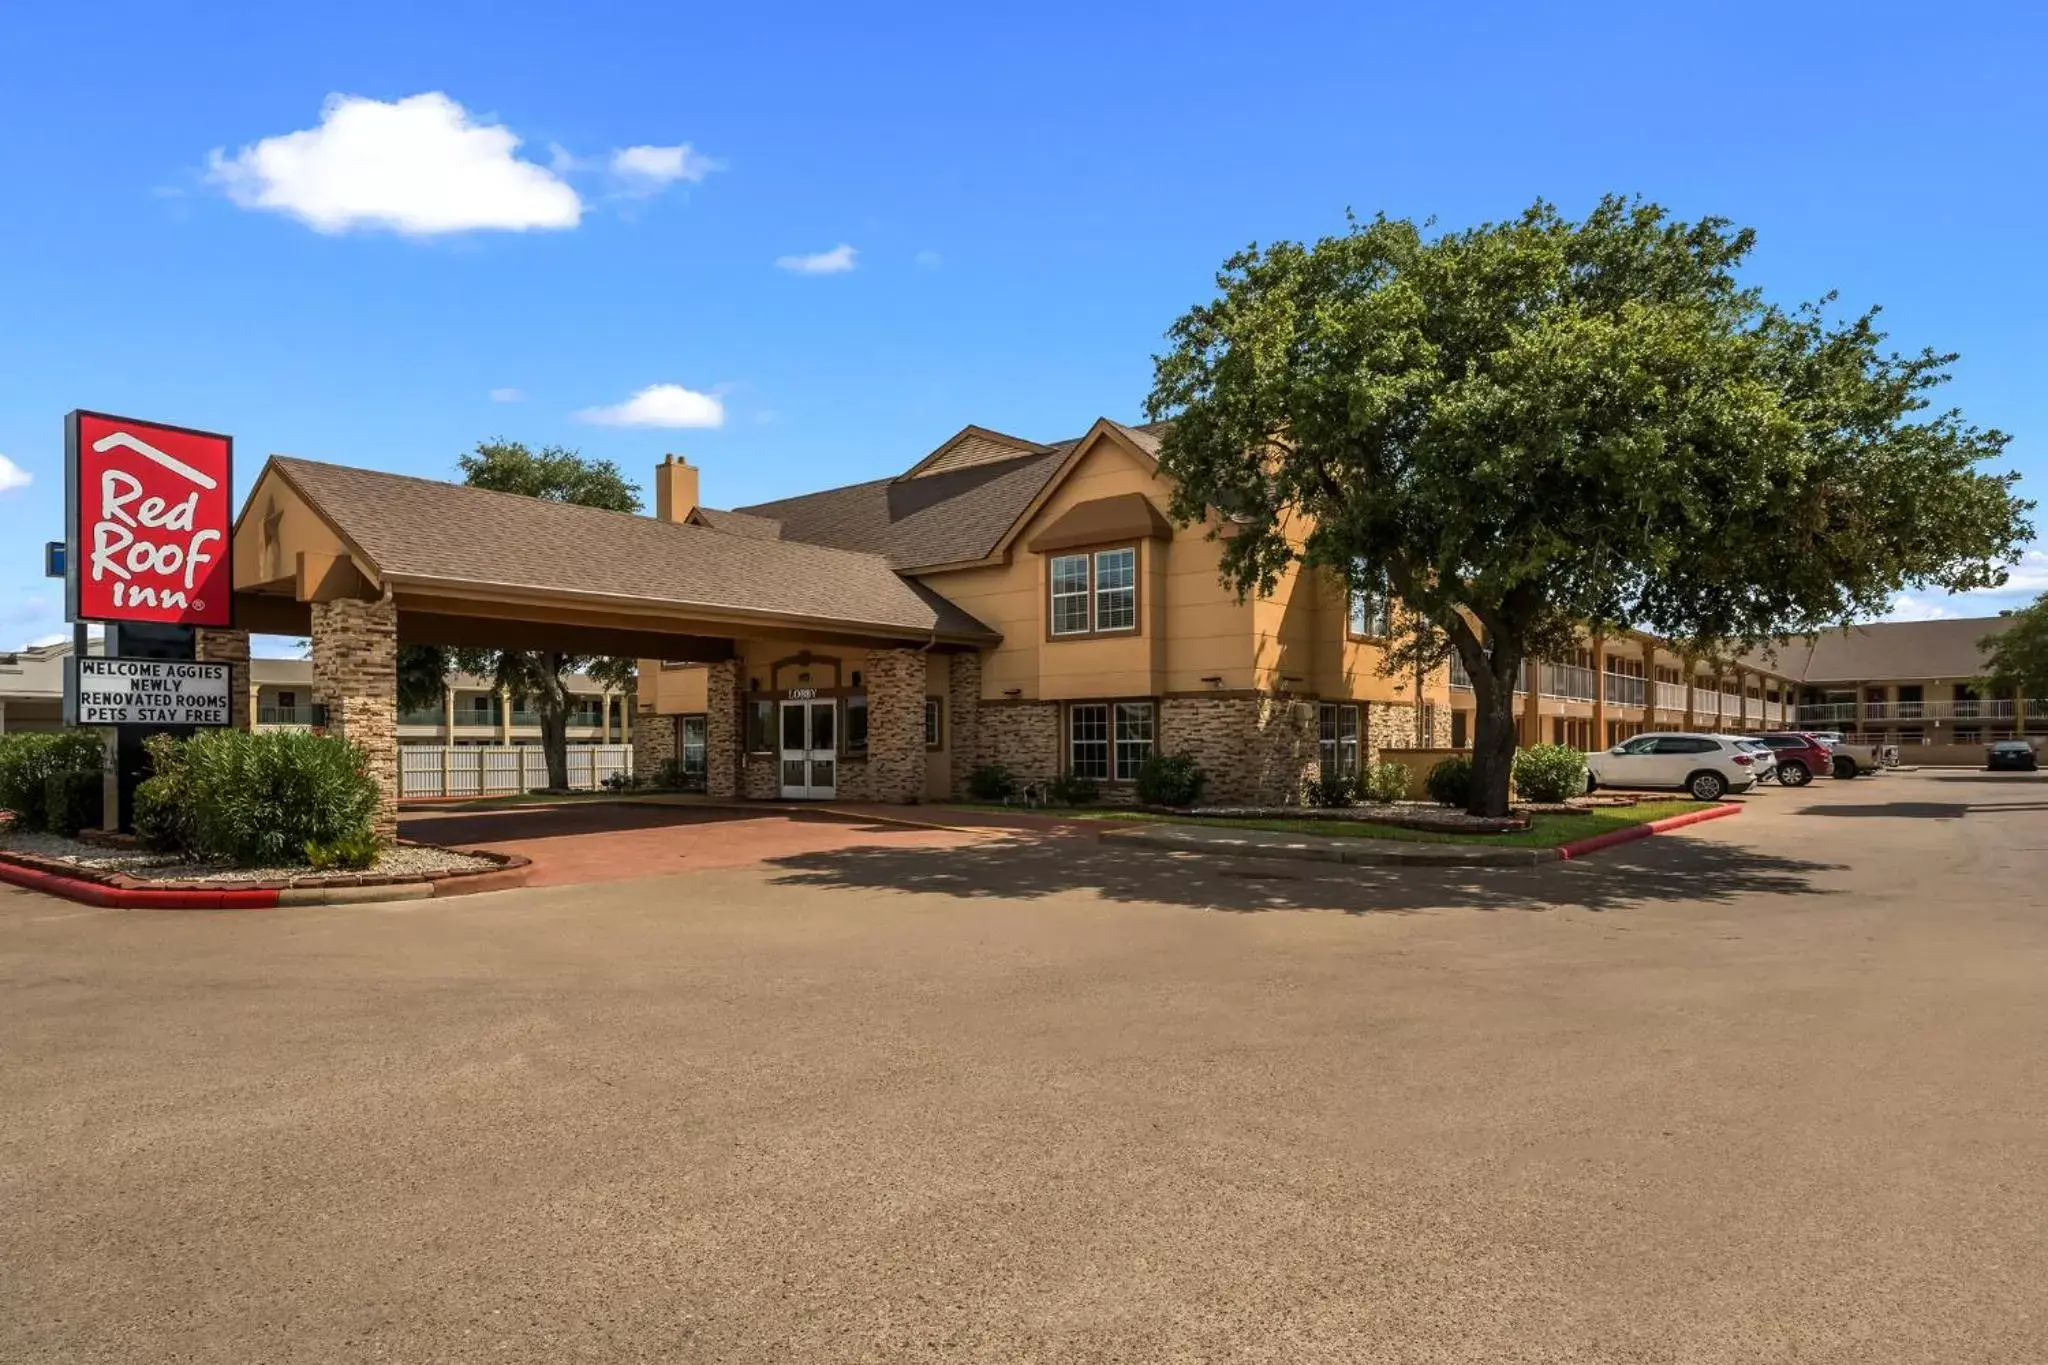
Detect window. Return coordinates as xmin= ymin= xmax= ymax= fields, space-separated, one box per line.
xmin=1048 ymin=547 xmax=1140 ymax=637
xmin=1652 ymin=736 xmax=1718 ymax=755
xmin=277 ymin=690 xmax=296 ymax=709
xmin=1347 ymin=561 xmax=1395 ymax=638
xmin=1114 ymin=702 xmax=1154 ymax=777
xmin=1319 ymin=702 xmax=1360 ymax=778
xmin=1050 ymin=554 xmax=1092 ymax=635
xmin=924 ymin=697 xmax=943 ymax=749
xmin=845 ymin=695 xmax=869 ymax=752
xmin=1069 ymin=703 xmax=1110 ymax=779
xmin=1094 ymin=548 xmax=1137 ymax=632
xmin=1450 ymin=711 xmax=1468 ymax=749
xmin=745 ymin=699 xmax=775 ymax=753
xmin=680 ymin=716 xmax=708 ymax=778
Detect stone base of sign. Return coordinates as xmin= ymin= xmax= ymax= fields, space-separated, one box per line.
xmin=195 ymin=627 xmax=254 ymax=731
xmin=0 ymin=844 xmax=531 ymax=909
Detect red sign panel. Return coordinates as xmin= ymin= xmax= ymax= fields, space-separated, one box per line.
xmin=69 ymin=411 xmax=234 ymax=627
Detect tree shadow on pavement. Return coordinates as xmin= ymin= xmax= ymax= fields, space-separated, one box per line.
xmin=1794 ymin=800 xmax=2048 ymax=820
xmin=763 ymin=830 xmax=1842 ymax=916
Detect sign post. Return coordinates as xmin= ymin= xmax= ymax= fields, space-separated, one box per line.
xmin=64 ymin=410 xmax=235 ymax=830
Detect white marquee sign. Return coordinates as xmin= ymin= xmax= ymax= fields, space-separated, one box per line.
xmin=75 ymin=658 xmax=232 ymax=727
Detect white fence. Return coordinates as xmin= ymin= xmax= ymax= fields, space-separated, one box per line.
xmin=400 ymin=744 xmax=634 ymax=799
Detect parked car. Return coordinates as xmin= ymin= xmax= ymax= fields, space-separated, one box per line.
xmin=1585 ymin=732 xmax=1764 ymax=801
xmin=1727 ymin=737 xmax=1780 ymax=784
xmin=1986 ymin=740 xmax=2040 ymax=772
xmin=1753 ymin=732 xmax=1833 ymax=787
xmin=1825 ymin=738 xmax=1888 ymax=779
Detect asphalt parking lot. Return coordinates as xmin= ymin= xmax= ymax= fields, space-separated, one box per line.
xmin=3 ymin=770 xmax=2044 ymax=1363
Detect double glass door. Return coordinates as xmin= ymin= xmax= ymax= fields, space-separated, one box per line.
xmin=779 ymin=699 xmax=837 ymax=799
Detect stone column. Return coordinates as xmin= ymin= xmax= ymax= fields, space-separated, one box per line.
xmin=497 ymin=684 xmax=513 ymax=746
xmin=196 ymin=627 xmax=253 ymax=731
xmin=863 ymin=648 xmax=928 ymax=804
xmin=311 ymin=597 xmax=399 ymax=840
xmin=705 ymin=658 xmax=743 ymax=799
xmin=947 ymin=650 xmax=983 ymax=801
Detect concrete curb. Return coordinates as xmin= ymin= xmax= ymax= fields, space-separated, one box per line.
xmin=1099 ymin=802 xmax=1746 ymax=869
xmin=0 ymin=849 xmax=531 ymax=910
xmin=1554 ymin=802 xmax=1742 ymax=859
xmin=1097 ymin=825 xmax=1556 ymax=867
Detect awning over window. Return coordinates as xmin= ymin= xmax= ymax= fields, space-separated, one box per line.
xmin=1025 ymin=493 xmax=1172 ymax=553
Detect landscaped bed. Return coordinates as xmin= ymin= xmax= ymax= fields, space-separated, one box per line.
xmin=0 ymin=827 xmax=529 ymax=906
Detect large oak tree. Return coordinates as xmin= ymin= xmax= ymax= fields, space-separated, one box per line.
xmin=398 ymin=441 xmax=639 ymax=790
xmin=1147 ymin=197 xmax=2031 ymax=815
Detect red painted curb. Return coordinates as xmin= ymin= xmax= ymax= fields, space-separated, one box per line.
xmin=0 ymin=860 xmax=281 ymax=909
xmin=1555 ymin=802 xmax=1742 ymax=860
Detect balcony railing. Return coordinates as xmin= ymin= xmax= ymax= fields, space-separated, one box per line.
xmin=1602 ymin=673 xmax=1647 ymax=708
xmin=1539 ymin=663 xmax=1598 ymax=701
xmin=1800 ymin=699 xmax=2037 ymax=725
xmin=258 ymin=704 xmax=327 ymax=726
xmin=1655 ymin=682 xmax=1688 ymax=712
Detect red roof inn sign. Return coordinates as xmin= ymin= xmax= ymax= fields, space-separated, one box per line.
xmin=65 ymin=410 xmax=234 ymax=627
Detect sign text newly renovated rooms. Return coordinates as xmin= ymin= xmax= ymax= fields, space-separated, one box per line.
xmin=74 ymin=658 xmax=232 ymax=727
xmin=67 ymin=411 xmax=234 ymax=627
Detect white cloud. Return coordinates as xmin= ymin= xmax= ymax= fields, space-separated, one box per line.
xmin=1988 ymin=548 xmax=2048 ymax=596
xmin=489 ymin=387 xmax=524 ymax=403
xmin=776 ymin=243 xmax=857 ymax=275
xmin=610 ymin=144 xmax=719 ymax=194
xmin=1883 ymin=594 xmax=1961 ymax=622
xmin=574 ymin=383 xmax=725 ymax=429
xmin=0 ymin=452 xmax=30 ymax=493
xmin=207 ymin=92 xmax=583 ymax=235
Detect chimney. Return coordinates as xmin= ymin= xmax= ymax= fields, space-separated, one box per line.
xmin=654 ymin=454 xmax=700 ymax=523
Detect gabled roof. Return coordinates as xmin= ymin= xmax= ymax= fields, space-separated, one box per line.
xmin=262 ymin=457 xmax=998 ymax=644
xmin=1763 ymin=615 xmax=2018 ymax=684
xmin=732 ymin=418 xmax=1174 ymax=571
xmin=896 ymin=425 xmax=1051 ymax=480
xmin=688 ymin=507 xmax=783 ymax=540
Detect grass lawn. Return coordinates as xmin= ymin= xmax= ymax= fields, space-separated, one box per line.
xmin=935 ymin=800 xmax=1717 ymax=847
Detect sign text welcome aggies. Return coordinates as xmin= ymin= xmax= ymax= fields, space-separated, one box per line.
xmin=67 ymin=411 xmax=234 ymax=627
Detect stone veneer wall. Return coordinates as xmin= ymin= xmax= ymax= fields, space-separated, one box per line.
xmin=1366 ymin=700 xmax=1454 ymax=760
xmin=975 ymin=701 xmax=1061 ymax=780
xmin=631 ymin=711 xmax=676 ymax=784
xmin=1159 ymin=694 xmax=1319 ymax=806
xmin=310 ymin=597 xmax=399 ymax=839
xmin=704 ymin=658 xmax=742 ymax=799
xmin=947 ymin=651 xmax=983 ymax=800
xmin=195 ymin=627 xmax=253 ymax=732
xmin=862 ymin=648 xmax=927 ymax=803
xmin=743 ymin=753 xmax=779 ymax=801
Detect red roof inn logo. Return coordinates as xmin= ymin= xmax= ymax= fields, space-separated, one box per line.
xmin=67 ymin=411 xmax=234 ymax=627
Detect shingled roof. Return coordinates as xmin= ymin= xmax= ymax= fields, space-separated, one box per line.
xmin=1765 ymin=615 xmax=2018 ymax=684
xmin=266 ymin=457 xmax=998 ymax=644
xmin=727 ymin=419 xmax=1172 ymax=570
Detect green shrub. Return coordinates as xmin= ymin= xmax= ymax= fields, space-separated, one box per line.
xmin=1361 ymin=761 xmax=1411 ymax=804
xmin=966 ymin=762 xmax=1018 ymax=801
xmin=134 ymin=733 xmax=196 ymax=855
xmin=1513 ymin=744 xmax=1588 ymax=803
xmin=43 ymin=768 xmax=104 ymax=836
xmin=181 ymin=729 xmax=380 ymax=867
xmin=0 ymin=731 xmax=106 ymax=831
xmin=1047 ymin=772 xmax=1100 ymax=806
xmin=1424 ymin=755 xmax=1474 ymax=808
xmin=1302 ymin=772 xmax=1358 ymax=807
xmin=305 ymin=832 xmax=382 ymax=871
xmin=1135 ymin=751 xmax=1207 ymax=807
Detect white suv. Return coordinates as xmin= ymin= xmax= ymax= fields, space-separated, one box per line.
xmin=1586 ymin=732 xmax=1764 ymax=801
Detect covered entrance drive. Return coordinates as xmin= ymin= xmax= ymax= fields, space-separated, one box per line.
xmin=216 ymin=456 xmax=998 ymax=836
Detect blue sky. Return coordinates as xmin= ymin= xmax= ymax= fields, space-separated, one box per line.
xmin=3 ymin=0 xmax=2044 ymax=650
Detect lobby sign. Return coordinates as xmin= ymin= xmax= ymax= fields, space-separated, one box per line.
xmin=74 ymin=658 xmax=232 ymax=727
xmin=66 ymin=410 xmax=234 ymax=627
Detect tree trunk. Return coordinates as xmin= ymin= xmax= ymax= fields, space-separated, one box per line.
xmin=1467 ymin=676 xmax=1521 ymax=817
xmin=536 ymin=654 xmax=571 ymax=791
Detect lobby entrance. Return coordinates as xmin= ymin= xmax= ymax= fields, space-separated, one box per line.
xmin=779 ymin=698 xmax=838 ymax=800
